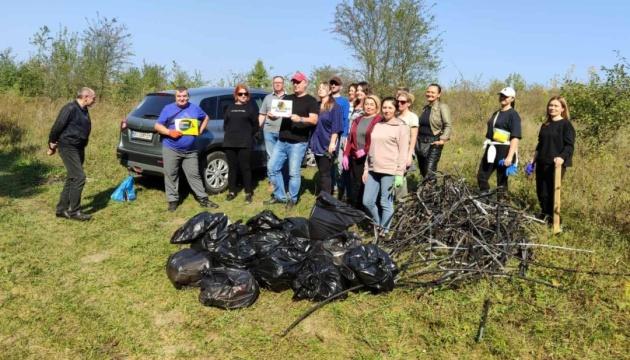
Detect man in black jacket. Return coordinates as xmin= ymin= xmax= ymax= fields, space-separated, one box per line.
xmin=48 ymin=87 xmax=96 ymax=221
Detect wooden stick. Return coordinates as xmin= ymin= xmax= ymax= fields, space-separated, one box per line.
xmin=553 ymin=163 xmax=562 ymax=234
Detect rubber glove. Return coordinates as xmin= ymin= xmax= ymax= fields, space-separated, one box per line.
xmin=505 ymin=163 xmax=518 ymax=176
xmin=525 ymin=162 xmax=535 ymax=176
xmin=168 ymin=129 xmax=183 ymax=139
xmin=342 ymin=155 xmax=350 ymax=171
xmin=354 ymin=148 xmax=366 ymax=158
xmin=394 ymin=175 xmax=404 ymax=188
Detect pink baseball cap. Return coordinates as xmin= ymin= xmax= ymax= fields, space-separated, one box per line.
xmin=291 ymin=71 xmax=307 ymax=83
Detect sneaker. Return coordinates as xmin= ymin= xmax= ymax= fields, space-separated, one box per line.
xmin=199 ymin=198 xmax=219 ymax=209
xmin=286 ymin=200 xmax=296 ymax=210
xmin=56 ymin=210 xmax=69 ymax=218
xmin=168 ymin=201 xmax=178 ymax=212
xmin=226 ymin=192 xmax=237 ymax=201
xmin=65 ymin=210 xmax=92 ymax=221
xmin=245 ymin=193 xmax=253 ymax=204
xmin=263 ymin=197 xmax=286 ymax=205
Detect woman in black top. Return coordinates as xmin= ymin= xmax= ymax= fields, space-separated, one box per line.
xmin=477 ymin=86 xmax=522 ymax=192
xmin=533 ymin=96 xmax=575 ymax=221
xmin=223 ymin=84 xmax=259 ymax=203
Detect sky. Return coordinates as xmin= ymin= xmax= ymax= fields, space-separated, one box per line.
xmin=1 ymin=0 xmax=628 ymax=87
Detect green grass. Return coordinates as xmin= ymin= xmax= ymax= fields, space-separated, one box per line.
xmin=0 ymin=94 xmax=628 ymax=359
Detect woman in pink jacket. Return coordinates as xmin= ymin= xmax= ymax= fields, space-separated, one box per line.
xmin=362 ymin=97 xmax=410 ymax=233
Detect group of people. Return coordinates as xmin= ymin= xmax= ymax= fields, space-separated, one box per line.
xmin=48 ymin=78 xmax=575 ymax=230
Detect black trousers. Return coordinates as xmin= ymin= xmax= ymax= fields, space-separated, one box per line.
xmin=56 ymin=144 xmax=86 ymax=213
xmin=225 ymin=147 xmax=252 ymax=194
xmin=315 ymin=154 xmax=334 ymax=195
xmin=349 ymin=156 xmax=366 ymax=208
xmin=477 ymin=145 xmax=511 ymax=191
xmin=536 ymin=163 xmax=565 ymax=219
xmin=415 ymin=135 xmax=443 ymax=179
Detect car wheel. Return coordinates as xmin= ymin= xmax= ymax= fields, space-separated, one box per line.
xmin=203 ymin=151 xmax=229 ymax=194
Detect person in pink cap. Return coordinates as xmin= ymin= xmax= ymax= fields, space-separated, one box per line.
xmin=264 ymin=71 xmax=319 ymax=208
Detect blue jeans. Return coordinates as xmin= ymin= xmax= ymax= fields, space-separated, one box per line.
xmin=362 ymin=171 xmax=395 ymax=230
xmin=268 ymin=140 xmax=308 ymax=202
xmin=264 ymin=130 xmax=288 ymax=183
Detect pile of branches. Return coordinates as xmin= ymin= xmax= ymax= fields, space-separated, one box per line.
xmin=385 ymin=174 xmax=543 ymax=289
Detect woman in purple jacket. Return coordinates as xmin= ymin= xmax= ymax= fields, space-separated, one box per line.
xmin=309 ymin=82 xmax=343 ymax=194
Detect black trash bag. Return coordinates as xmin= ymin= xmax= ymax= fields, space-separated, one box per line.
xmin=171 ymin=212 xmax=229 ymax=244
xmin=319 ymin=231 xmax=363 ymax=266
xmin=343 ymin=244 xmax=398 ymax=293
xmin=250 ymin=229 xmax=289 ymax=257
xmin=282 ymin=217 xmax=310 ymax=239
xmin=250 ymin=236 xmax=312 ymax=292
xmin=198 ymin=267 xmax=260 ymax=309
xmin=165 ymin=248 xmax=212 ymax=289
xmin=190 ymin=215 xmax=231 ymax=252
xmin=309 ymin=191 xmax=370 ymax=241
xmin=292 ymin=252 xmax=347 ymax=301
xmin=210 ymin=223 xmax=257 ymax=269
xmin=246 ymin=210 xmax=283 ymax=231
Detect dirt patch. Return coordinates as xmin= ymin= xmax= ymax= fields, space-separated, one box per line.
xmin=80 ymin=251 xmax=111 ymax=264
xmin=154 ymin=310 xmax=186 ymax=327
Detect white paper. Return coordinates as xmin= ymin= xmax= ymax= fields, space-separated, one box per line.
xmin=270 ymin=99 xmax=293 ymax=118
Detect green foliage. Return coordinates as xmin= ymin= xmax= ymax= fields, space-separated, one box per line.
xmin=169 ymin=61 xmax=206 ymax=88
xmin=332 ymin=0 xmax=441 ymax=96
xmin=247 ymin=59 xmax=270 ymax=89
xmin=309 ymin=65 xmax=358 ymax=94
xmin=0 ymin=49 xmax=19 ymax=92
xmin=505 ymin=72 xmax=527 ymax=93
xmin=562 ymin=56 xmax=630 ymax=146
xmin=80 ymin=14 xmax=133 ymax=98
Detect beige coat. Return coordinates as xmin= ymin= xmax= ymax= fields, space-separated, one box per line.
xmin=422 ymin=101 xmax=453 ymax=140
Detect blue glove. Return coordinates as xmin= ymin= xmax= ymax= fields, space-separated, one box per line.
xmin=505 ymin=163 xmax=518 ymax=176
xmin=525 ymin=162 xmax=535 ymax=176
xmin=498 ymin=159 xmax=518 ymax=176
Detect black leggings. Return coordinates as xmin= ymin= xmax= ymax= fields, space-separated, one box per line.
xmin=536 ymin=163 xmax=565 ymax=219
xmin=225 ymin=147 xmax=252 ymax=194
xmin=315 ymin=154 xmax=334 ymax=195
xmin=415 ymin=137 xmax=443 ymax=179
xmin=349 ymin=156 xmax=366 ymax=208
xmin=477 ymin=145 xmax=512 ymax=191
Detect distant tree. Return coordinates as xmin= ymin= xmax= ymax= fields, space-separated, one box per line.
xmin=80 ymin=14 xmax=133 ymax=98
xmin=247 ymin=59 xmax=270 ymax=89
xmin=309 ymin=65 xmax=358 ymax=94
xmin=169 ymin=61 xmax=206 ymax=88
xmin=332 ymin=0 xmax=441 ymax=96
xmin=30 ymin=25 xmax=81 ymax=99
xmin=505 ymin=72 xmax=527 ymax=92
xmin=0 ymin=48 xmax=19 ymax=91
xmin=140 ymin=62 xmax=168 ymax=92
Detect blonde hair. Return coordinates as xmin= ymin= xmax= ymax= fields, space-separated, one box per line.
xmin=364 ymin=94 xmax=381 ymax=112
xmin=396 ymin=90 xmax=415 ymax=105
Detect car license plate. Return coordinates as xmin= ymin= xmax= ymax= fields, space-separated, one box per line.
xmin=130 ymin=130 xmax=153 ymax=141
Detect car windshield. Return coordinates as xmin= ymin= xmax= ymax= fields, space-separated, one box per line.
xmin=130 ymin=93 xmax=175 ymax=118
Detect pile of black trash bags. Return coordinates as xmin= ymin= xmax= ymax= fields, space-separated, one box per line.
xmin=165 ymin=192 xmax=398 ymax=310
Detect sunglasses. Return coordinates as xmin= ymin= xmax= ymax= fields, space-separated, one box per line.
xmin=291 ymin=80 xmax=302 ymax=84
xmin=397 ymin=100 xmax=408 ymax=105
xmin=237 ymin=92 xmax=249 ymax=96
xmin=329 ymin=81 xmax=340 ymax=86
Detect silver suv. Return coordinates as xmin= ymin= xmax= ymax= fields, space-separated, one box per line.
xmin=116 ymin=87 xmax=268 ymax=194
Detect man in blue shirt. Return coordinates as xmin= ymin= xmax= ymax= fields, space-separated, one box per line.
xmin=329 ymin=76 xmax=351 ymax=200
xmin=154 ymin=86 xmax=217 ymax=211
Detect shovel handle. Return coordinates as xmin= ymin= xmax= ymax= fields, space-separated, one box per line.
xmin=552 ymin=163 xmax=562 ymax=234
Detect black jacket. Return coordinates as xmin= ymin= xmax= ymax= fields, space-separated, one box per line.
xmin=48 ymin=100 xmax=92 ymax=147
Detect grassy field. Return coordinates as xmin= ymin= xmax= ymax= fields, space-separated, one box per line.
xmin=0 ymin=93 xmax=628 ymax=359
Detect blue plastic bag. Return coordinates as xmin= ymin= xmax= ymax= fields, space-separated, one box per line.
xmin=111 ymin=176 xmax=137 ymax=202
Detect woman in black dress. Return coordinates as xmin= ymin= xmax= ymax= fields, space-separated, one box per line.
xmin=533 ymin=96 xmax=575 ymax=222
xmin=223 ymin=84 xmax=259 ymax=203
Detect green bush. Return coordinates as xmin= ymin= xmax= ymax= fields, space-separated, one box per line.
xmin=562 ymin=56 xmax=630 ymax=146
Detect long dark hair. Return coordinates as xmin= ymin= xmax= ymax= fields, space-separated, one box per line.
xmin=354 ymin=81 xmax=371 ymax=108
xmin=318 ymin=82 xmax=337 ymax=112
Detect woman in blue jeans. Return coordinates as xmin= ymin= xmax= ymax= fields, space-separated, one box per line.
xmin=362 ymin=97 xmax=409 ymax=234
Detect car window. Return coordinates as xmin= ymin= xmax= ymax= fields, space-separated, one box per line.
xmin=251 ymin=94 xmax=264 ymax=113
xmin=130 ymin=94 xmax=175 ymax=118
xmin=217 ymin=96 xmax=234 ymax=119
xmin=199 ymin=97 xmax=218 ymax=119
